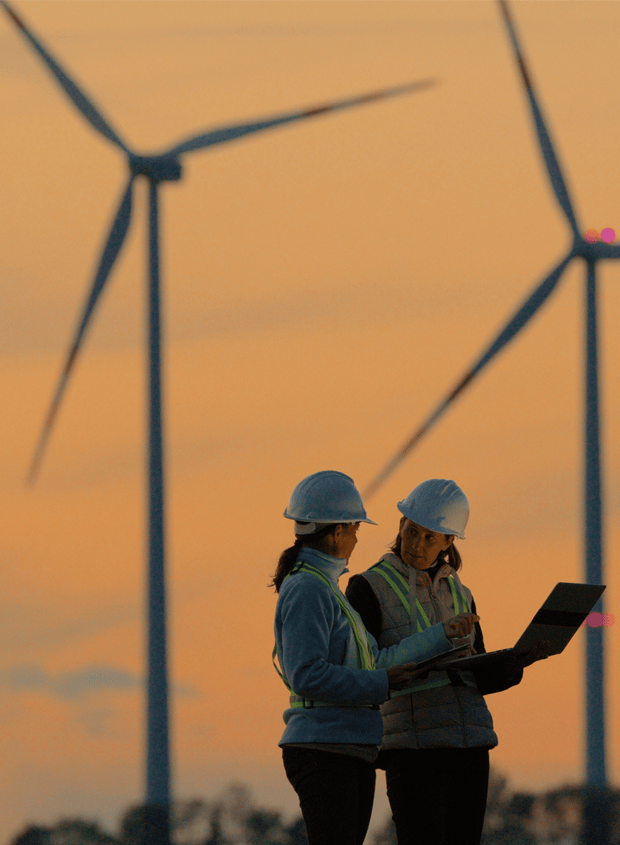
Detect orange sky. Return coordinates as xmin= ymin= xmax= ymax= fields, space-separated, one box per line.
xmin=1 ymin=1 xmax=619 ymax=840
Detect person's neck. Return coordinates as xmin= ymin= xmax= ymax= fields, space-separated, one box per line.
xmin=299 ymin=546 xmax=345 ymax=564
xmin=423 ymin=558 xmax=446 ymax=581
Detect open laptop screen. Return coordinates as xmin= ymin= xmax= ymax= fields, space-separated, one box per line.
xmin=441 ymin=582 xmax=605 ymax=672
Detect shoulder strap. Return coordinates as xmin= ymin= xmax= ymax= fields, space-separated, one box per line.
xmin=273 ymin=560 xmax=377 ymax=709
xmin=447 ymin=574 xmax=469 ymax=614
xmin=370 ymin=560 xmax=410 ymax=610
xmin=365 ymin=562 xmax=474 ymax=697
xmin=300 ymin=562 xmax=376 ymax=671
xmin=370 ymin=560 xmax=431 ymax=632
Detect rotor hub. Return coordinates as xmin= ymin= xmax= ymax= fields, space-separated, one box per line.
xmin=573 ymin=237 xmax=614 ymax=261
xmin=129 ymin=154 xmax=182 ymax=182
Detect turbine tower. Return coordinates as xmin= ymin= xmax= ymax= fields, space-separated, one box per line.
xmin=1 ymin=2 xmax=436 ymax=843
xmin=364 ymin=4 xmax=614 ymax=843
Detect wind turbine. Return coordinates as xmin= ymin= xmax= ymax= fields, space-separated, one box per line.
xmin=2 ymin=2 xmax=436 ymax=842
xmin=364 ymin=3 xmax=614 ymax=843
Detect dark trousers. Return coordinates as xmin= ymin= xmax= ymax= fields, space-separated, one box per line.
xmin=383 ymin=747 xmax=490 ymax=845
xmin=282 ymin=747 xmax=376 ymax=845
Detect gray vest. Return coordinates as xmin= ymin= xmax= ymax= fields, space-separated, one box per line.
xmin=363 ymin=553 xmax=498 ymax=750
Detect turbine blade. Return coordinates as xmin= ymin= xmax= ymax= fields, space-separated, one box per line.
xmin=364 ymin=251 xmax=575 ymax=499
xmin=1 ymin=0 xmax=129 ymax=153
xmin=27 ymin=178 xmax=134 ymax=484
xmin=497 ymin=0 xmax=580 ymax=237
xmin=166 ymin=79 xmax=436 ymax=157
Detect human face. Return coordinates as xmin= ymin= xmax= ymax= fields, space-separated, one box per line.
xmin=331 ymin=522 xmax=360 ymax=560
xmin=398 ymin=517 xmax=453 ymax=570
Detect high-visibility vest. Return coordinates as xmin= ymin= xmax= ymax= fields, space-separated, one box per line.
xmin=369 ymin=559 xmax=471 ymax=695
xmin=273 ymin=560 xmax=378 ymax=709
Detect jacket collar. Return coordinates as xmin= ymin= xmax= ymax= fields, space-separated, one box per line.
xmin=298 ymin=546 xmax=348 ymax=583
xmin=382 ymin=552 xmax=452 ymax=586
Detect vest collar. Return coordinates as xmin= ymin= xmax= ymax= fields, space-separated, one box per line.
xmin=297 ymin=546 xmax=348 ymax=583
xmin=382 ymin=552 xmax=453 ymax=586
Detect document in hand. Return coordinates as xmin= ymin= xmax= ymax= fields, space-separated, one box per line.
xmin=441 ymin=582 xmax=606 ymax=672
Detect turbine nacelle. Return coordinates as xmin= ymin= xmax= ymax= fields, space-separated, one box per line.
xmin=573 ymin=236 xmax=620 ymax=261
xmin=366 ymin=0 xmax=620 ymax=498
xmin=129 ymin=154 xmax=182 ymax=183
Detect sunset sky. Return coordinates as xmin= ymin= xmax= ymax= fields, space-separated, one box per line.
xmin=1 ymin=1 xmax=619 ymax=840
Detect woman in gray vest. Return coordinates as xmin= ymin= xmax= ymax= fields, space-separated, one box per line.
xmin=345 ymin=479 xmax=548 ymax=845
xmin=272 ymin=471 xmax=476 ymax=845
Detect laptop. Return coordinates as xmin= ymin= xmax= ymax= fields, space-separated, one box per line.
xmin=440 ymin=582 xmax=606 ymax=672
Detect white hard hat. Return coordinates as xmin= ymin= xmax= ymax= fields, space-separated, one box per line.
xmin=397 ymin=479 xmax=469 ymax=539
xmin=284 ymin=470 xmax=377 ymax=534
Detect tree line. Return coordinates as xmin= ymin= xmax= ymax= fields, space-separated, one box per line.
xmin=9 ymin=770 xmax=620 ymax=845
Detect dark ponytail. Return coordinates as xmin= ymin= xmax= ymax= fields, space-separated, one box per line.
xmin=269 ymin=523 xmax=340 ymax=593
xmin=443 ymin=542 xmax=462 ymax=571
xmin=270 ymin=539 xmax=303 ymax=593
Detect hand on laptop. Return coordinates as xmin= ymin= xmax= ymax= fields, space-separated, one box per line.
xmin=444 ymin=612 xmax=479 ymax=640
xmin=517 ymin=640 xmax=551 ymax=668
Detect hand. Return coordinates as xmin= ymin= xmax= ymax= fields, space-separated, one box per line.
xmin=387 ymin=662 xmax=430 ymax=691
xmin=443 ymin=612 xmax=479 ymax=640
xmin=517 ymin=640 xmax=551 ymax=668
xmin=452 ymin=645 xmax=477 ymax=659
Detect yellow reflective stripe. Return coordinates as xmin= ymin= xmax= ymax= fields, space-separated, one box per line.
xmin=288 ymin=695 xmax=374 ymax=709
xmin=415 ymin=598 xmax=432 ymax=629
xmin=272 ymin=643 xmax=292 ymax=691
xmin=372 ymin=564 xmax=423 ymax=632
xmin=371 ymin=564 xmax=410 ymax=613
xmin=301 ymin=563 xmax=376 ymax=670
xmin=390 ymin=676 xmax=452 ymax=696
xmin=376 ymin=562 xmax=467 ymax=622
xmin=373 ymin=561 xmax=432 ymax=630
xmin=273 ymin=561 xmax=377 ymax=706
xmin=374 ymin=560 xmax=409 ymax=592
xmin=447 ymin=574 xmax=468 ymax=614
xmin=301 ymin=563 xmax=376 ymax=671
xmin=367 ymin=565 xmax=472 ymax=697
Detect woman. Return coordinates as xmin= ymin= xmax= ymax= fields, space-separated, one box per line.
xmin=272 ymin=471 xmax=475 ymax=845
xmin=345 ymin=479 xmax=548 ymax=845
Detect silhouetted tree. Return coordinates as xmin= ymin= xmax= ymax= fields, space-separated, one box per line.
xmin=172 ymin=799 xmax=209 ymax=839
xmin=542 ymin=784 xmax=582 ymax=843
xmin=501 ymin=792 xmax=537 ymax=845
xmin=245 ymin=809 xmax=287 ymax=845
xmin=220 ymin=783 xmax=253 ymax=842
xmin=482 ymin=767 xmax=510 ymax=841
xmin=284 ymin=818 xmax=307 ymax=845
xmin=11 ymin=820 xmax=119 ymax=845
xmin=53 ymin=820 xmax=120 ymax=845
xmin=169 ymin=799 xmax=211 ymax=845
xmin=119 ymin=804 xmax=169 ymax=845
xmin=119 ymin=806 xmax=145 ymax=845
xmin=204 ymin=803 xmax=230 ymax=845
xmin=12 ymin=827 xmax=52 ymax=845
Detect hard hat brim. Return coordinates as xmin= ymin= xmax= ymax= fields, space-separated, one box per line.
xmin=284 ymin=512 xmax=377 ymax=526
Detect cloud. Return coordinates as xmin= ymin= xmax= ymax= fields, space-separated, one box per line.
xmin=0 ymin=270 xmax=511 ymax=358
xmin=0 ymin=664 xmax=199 ymax=700
xmin=167 ymin=274 xmax=508 ymax=348
xmin=0 ymin=594 xmax=141 ymax=652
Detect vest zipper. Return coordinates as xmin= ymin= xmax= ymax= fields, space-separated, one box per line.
xmin=428 ymin=576 xmax=443 ymax=623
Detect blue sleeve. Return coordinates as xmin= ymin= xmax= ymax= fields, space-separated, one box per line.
xmin=370 ymin=623 xmax=454 ymax=669
xmin=277 ymin=577 xmax=388 ymax=706
xmin=346 ymin=573 xmax=454 ymax=668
